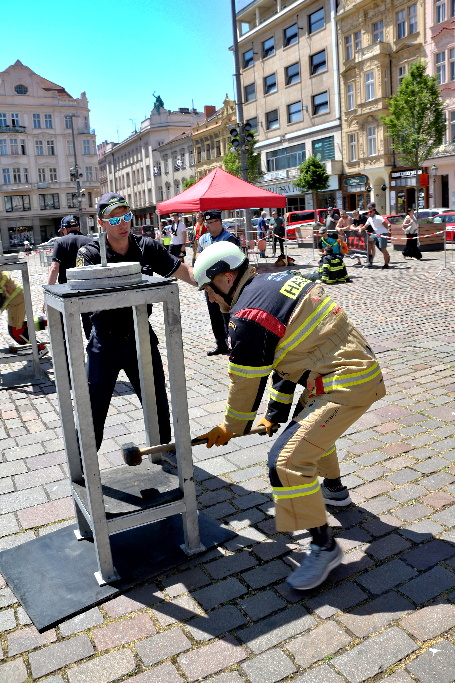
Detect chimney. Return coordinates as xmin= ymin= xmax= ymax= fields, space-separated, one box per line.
xmin=204 ymin=106 xmax=216 ymax=118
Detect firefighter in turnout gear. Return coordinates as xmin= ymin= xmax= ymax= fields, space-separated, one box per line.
xmin=194 ymin=242 xmax=386 ymax=590
xmin=0 ymin=271 xmax=47 ymax=347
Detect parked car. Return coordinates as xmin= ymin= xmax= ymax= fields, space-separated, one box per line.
xmin=285 ymin=209 xmax=328 ymax=239
xmin=383 ymin=215 xmax=405 ymax=225
xmin=38 ymin=237 xmax=60 ymax=250
xmin=434 ymin=213 xmax=455 ymax=241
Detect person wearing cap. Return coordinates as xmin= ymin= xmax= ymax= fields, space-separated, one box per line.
xmin=47 ymin=216 xmax=93 ymax=286
xmin=365 ymin=206 xmax=391 ymax=269
xmin=270 ymin=211 xmax=285 ymax=258
xmin=325 ymin=208 xmax=338 ymax=232
xmin=76 ymin=192 xmax=196 ymax=451
xmin=193 ymin=242 xmax=386 ymax=590
xmin=196 ymin=210 xmax=240 ymax=356
xmin=169 ymin=213 xmax=187 ymax=262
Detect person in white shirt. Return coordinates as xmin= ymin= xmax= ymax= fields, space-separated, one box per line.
xmin=169 ymin=213 xmax=187 ymax=262
xmin=365 ymin=207 xmax=390 ymax=269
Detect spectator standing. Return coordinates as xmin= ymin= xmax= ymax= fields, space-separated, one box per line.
xmin=351 ymin=209 xmax=366 ymax=266
xmin=325 ymin=207 xmax=338 ymax=231
xmin=169 ymin=212 xmax=187 ymax=262
xmin=402 ymin=208 xmax=422 ymax=260
xmin=365 ymin=208 xmax=391 ymax=269
xmin=257 ymin=211 xmax=267 ymax=258
xmin=192 ymin=212 xmax=206 ymax=266
xmin=271 ymin=210 xmax=285 ymax=258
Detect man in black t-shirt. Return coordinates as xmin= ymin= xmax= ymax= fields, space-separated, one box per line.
xmin=76 ymin=192 xmax=195 ymax=451
xmin=48 ymin=216 xmax=93 ymax=285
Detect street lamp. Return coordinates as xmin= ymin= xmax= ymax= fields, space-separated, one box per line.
xmin=431 ymin=164 xmax=438 ymax=210
xmin=64 ymin=114 xmax=84 ymax=230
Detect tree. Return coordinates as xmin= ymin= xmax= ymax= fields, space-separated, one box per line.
xmin=292 ymin=155 xmax=330 ymax=212
xmin=223 ymin=134 xmax=263 ymax=183
xmin=183 ymin=176 xmax=197 ymax=190
xmin=381 ymin=60 xmax=445 ymax=214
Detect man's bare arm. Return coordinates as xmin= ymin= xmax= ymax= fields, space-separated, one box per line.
xmin=173 ymin=262 xmax=196 ymax=287
xmin=47 ymin=261 xmax=60 ymax=285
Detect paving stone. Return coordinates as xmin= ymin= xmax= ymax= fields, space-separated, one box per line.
xmin=431 ymin=506 xmax=455 ymax=527
xmin=59 ymin=608 xmax=103 ymax=636
xmin=379 ymin=673 xmax=414 ymax=683
xmin=400 ymin=602 xmax=455 ymax=640
xmin=398 ymin=565 xmax=455 ymax=604
xmin=306 ymin=582 xmax=368 ymax=618
xmin=332 ymin=626 xmax=417 ymax=683
xmin=240 ymin=648 xmax=296 ymax=683
xmin=7 ymin=625 xmax=57 ymax=656
xmin=162 ymin=568 xmax=211 ymax=597
xmin=205 ymin=549 xmax=258 ymax=579
xmin=233 ymin=492 xmax=269 ymax=510
xmin=226 ymin=507 xmax=266 ymax=529
xmin=0 ymin=530 xmax=35 ymax=552
xmin=399 ymin=519 xmax=444 ymax=540
xmin=92 ymin=613 xmax=155 ymax=650
xmin=325 ymin=547 xmax=374 ymax=583
xmin=286 ymin=620 xmax=351 ymax=668
xmin=412 ymin=456 xmax=453 ymax=474
xmin=13 ymin=465 xmax=64 ymax=491
xmin=406 ymin=640 xmax=455 ymax=683
xmin=422 ymin=490 xmax=455 ymax=508
xmin=29 ymin=634 xmax=94 ymax=678
xmin=17 ymin=497 xmax=74 ymax=528
xmin=153 ymin=594 xmax=202 ymax=626
xmin=67 ymin=649 xmax=136 ymax=683
xmin=0 ymin=513 xmax=19 ymax=537
xmin=251 ymin=536 xmax=291 ymax=561
xmin=202 ymin=501 xmax=237 ymax=520
xmin=402 ymin=539 xmax=455 ymax=570
xmin=366 ymin=533 xmax=411 ymax=560
xmin=394 ymin=503 xmax=432 ymax=522
xmin=102 ymin=584 xmax=163 ymax=617
xmin=135 ymin=627 xmax=192 ymax=666
xmin=3 ymin=442 xmax=45 ymax=461
xmin=126 ymin=662 xmax=183 ymax=682
xmin=389 ymin=483 xmax=427 ymax=503
xmin=0 ymin=608 xmax=15 ymax=631
xmin=186 ymin=604 xmax=247 ymax=641
xmin=205 ymin=674 xmax=244 ymax=683
xmin=0 ymin=658 xmax=28 ymax=683
xmin=338 ymin=591 xmax=414 ymax=637
xmin=177 ymin=635 xmax=247 ymax=681
xmin=386 ymin=468 xmax=419 ymax=486
xmin=239 ymin=589 xmax=286 ymax=621
xmin=241 ymin=559 xmax=289 ymax=589
xmin=228 ymin=465 xmax=265 ymax=482
xmin=360 ymin=495 xmax=397 ymax=515
xmin=0 ymin=486 xmax=47 ymax=514
xmin=356 ymin=559 xmax=417 ymax=594
xmin=192 ymin=577 xmax=247 ymax=610
xmin=0 ymin=461 xmax=27 ymax=479
xmin=237 ymin=605 xmax=316 ymax=653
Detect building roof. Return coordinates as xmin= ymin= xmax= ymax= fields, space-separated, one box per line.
xmin=1 ymin=61 xmax=73 ymax=98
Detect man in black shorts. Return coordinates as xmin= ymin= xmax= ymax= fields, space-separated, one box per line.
xmin=76 ymin=192 xmax=195 ymax=450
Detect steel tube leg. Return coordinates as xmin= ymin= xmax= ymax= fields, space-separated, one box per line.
xmin=163 ymin=286 xmax=205 ymax=555
xmin=63 ymin=300 xmax=119 ymax=585
xmin=21 ymin=263 xmax=40 ymax=378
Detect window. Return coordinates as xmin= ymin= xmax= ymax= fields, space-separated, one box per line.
xmin=49 ymin=168 xmax=57 ymax=182
xmin=284 ymin=23 xmax=298 ymax=46
xmin=67 ymin=192 xmax=76 ymax=208
xmin=44 ymin=114 xmax=53 ymax=129
xmin=384 ymin=68 xmax=390 ymax=96
xmin=266 ymin=109 xmax=279 ymax=129
xmin=23 ymin=168 xmax=29 ymax=182
xmin=286 ymin=62 xmax=300 ymax=85
xmin=245 ymin=83 xmax=256 ymax=102
xmin=215 ymin=141 xmax=221 ymax=157
xmin=33 ymin=114 xmax=41 ymax=129
xmin=266 ymin=143 xmax=305 ymax=171
xmin=309 ymin=8 xmax=324 ymax=33
xmin=450 ymin=48 xmax=455 ymax=81
xmin=14 ymin=84 xmax=28 ymax=95
xmin=3 ymin=168 xmax=11 ymax=184
xmin=311 ymin=50 xmax=327 ymax=74
xmin=398 ymin=65 xmax=407 ymax=87
xmin=313 ymin=91 xmax=329 ymax=115
xmin=367 ymin=126 xmax=377 ymax=156
xmin=264 ymin=74 xmax=277 ymax=94
xmin=345 ymin=35 xmax=353 ymax=61
xmin=205 ymin=146 xmax=211 ymax=161
xmin=83 ymin=139 xmax=91 ymax=154
xmin=4 ymin=195 xmax=31 ymax=212
xmin=355 ymin=30 xmax=362 ymax=51
xmin=88 ymin=192 xmax=93 ymax=208
xmin=39 ymin=193 xmax=60 ymax=210
xmin=66 ymin=140 xmax=74 ymax=155
xmin=38 ymin=168 xmax=46 ymax=182
xmin=47 ymin=140 xmax=55 ymax=155
xmin=65 ymin=117 xmax=72 ymax=129
xmin=436 ymin=51 xmax=446 ymax=84
xmin=373 ymin=20 xmax=384 ymax=42
xmin=9 ymin=139 xmax=19 ymax=155
xmin=408 ymin=4 xmax=418 ymax=33
xmin=436 ymin=0 xmax=446 ymax=22
xmin=397 ymin=10 xmax=406 ymax=38
xmin=263 ymin=37 xmax=275 ymax=58
xmin=288 ymin=101 xmax=303 ymax=123
xmin=35 ymin=140 xmax=44 ymax=155
xmin=347 ymin=83 xmax=355 ymax=110
xmin=365 ymin=71 xmax=375 ymax=100
xmin=243 ymin=49 xmax=254 ymax=68
xmin=11 ymin=113 xmax=20 ymax=127
xmin=20 ymin=139 xmax=26 ymax=155
xmin=312 ymin=136 xmax=335 ymax=160
xmin=12 ymin=168 xmax=21 ymax=183
xmin=0 ymin=114 xmax=6 ymax=126
xmin=451 ymin=111 xmax=455 ymax=141
xmin=0 ymin=139 xmax=7 ymax=155
xmin=246 ymin=117 xmax=258 ymax=131
xmin=348 ymin=134 xmax=357 ymax=161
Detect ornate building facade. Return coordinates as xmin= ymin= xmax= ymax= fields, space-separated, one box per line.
xmin=191 ymin=98 xmax=236 ymax=181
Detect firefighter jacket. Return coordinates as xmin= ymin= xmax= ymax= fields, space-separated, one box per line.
xmin=223 ymin=270 xmax=386 ymax=435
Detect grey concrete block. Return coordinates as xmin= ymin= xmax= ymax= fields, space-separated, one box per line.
xmin=407 ymin=640 xmax=455 ymax=683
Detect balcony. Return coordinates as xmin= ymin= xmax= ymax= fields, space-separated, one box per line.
xmin=0 ymin=125 xmax=26 ymax=133
xmin=355 ymin=42 xmax=392 ymax=63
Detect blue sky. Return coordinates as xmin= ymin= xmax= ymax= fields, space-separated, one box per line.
xmin=2 ymin=0 xmax=243 ymax=143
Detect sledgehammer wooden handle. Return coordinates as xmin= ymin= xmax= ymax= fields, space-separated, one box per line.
xmin=122 ymin=426 xmax=271 ymax=466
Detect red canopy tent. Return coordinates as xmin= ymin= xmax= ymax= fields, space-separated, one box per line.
xmin=156 ymin=167 xmax=286 ymax=214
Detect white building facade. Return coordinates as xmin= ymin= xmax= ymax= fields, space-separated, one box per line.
xmin=0 ymin=61 xmax=99 ymax=247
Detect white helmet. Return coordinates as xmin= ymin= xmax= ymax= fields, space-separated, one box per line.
xmin=193 ymin=242 xmax=247 ymax=290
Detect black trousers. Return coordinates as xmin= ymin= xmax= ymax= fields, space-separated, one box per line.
xmin=205 ymin=293 xmax=229 ymax=351
xmin=169 ymin=244 xmax=183 ymax=258
xmin=86 ymin=326 xmax=171 ymax=451
xmin=273 ymin=236 xmax=285 ymax=256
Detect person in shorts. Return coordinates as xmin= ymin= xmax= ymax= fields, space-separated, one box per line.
xmin=365 ymin=208 xmax=390 ymax=269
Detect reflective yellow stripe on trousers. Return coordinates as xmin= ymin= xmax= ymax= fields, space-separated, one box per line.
xmin=274 ymin=297 xmax=336 ymax=366
xmin=226 ymin=405 xmax=257 ymax=421
xmin=272 ymin=478 xmax=320 ymax=499
xmin=322 ymin=362 xmax=381 ymax=390
xmin=228 ymin=362 xmax=273 ymax=378
xmin=269 ymin=387 xmax=293 ymax=404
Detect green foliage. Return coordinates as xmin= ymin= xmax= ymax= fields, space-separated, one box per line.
xmin=183 ymin=176 xmax=197 ymax=190
xmin=293 ymin=155 xmax=330 ymax=193
xmin=381 ymin=60 xmax=446 ymax=168
xmin=223 ymin=134 xmax=263 ymax=183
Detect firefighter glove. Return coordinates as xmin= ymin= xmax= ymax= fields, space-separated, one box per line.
xmin=200 ymin=424 xmax=234 ymax=448
xmin=257 ymin=415 xmax=279 ymax=437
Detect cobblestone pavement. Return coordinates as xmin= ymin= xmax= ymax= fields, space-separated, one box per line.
xmin=0 ymin=245 xmax=454 ymax=682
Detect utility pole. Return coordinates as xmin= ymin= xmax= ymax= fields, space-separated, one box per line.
xmin=64 ymin=114 xmax=84 ymax=232
xmin=230 ymin=0 xmax=253 ymax=241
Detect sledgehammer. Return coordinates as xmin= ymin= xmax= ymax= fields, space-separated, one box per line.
xmin=122 ymin=426 xmax=275 ymax=466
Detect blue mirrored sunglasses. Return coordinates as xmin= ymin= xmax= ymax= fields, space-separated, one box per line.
xmin=101 ymin=211 xmax=133 ymax=226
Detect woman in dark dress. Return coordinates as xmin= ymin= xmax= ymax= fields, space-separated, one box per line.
xmin=402 ymin=209 xmax=422 ymax=260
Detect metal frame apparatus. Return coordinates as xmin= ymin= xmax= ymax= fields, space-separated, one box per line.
xmin=44 ymin=277 xmax=204 ymax=586
xmin=0 ymin=259 xmax=41 ymax=383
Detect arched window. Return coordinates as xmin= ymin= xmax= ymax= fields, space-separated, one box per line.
xmin=14 ymin=84 xmax=28 ymax=95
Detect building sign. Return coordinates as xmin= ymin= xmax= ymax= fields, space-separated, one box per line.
xmin=265 ymin=182 xmax=300 ymax=195
xmin=263 ymin=171 xmax=287 ymax=182
xmin=312 ymin=136 xmax=335 ymax=162
xmin=391 ymin=169 xmax=422 ymax=179
xmin=343 ymin=175 xmax=368 ymax=187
